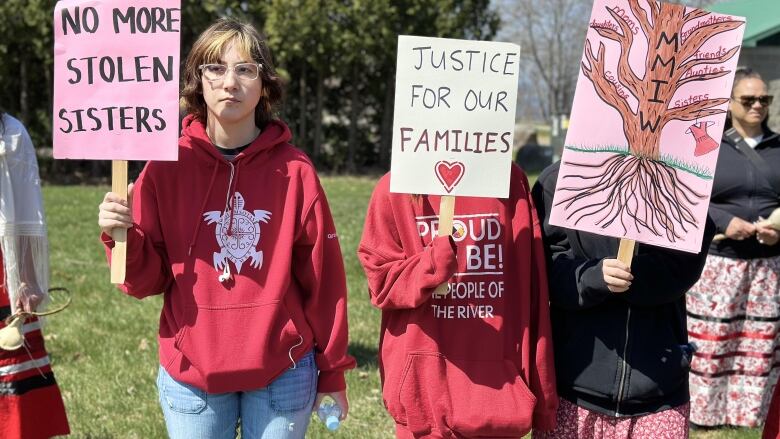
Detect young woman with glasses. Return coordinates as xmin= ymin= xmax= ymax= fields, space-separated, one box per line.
xmin=687 ymin=67 xmax=780 ymax=428
xmin=97 ymin=18 xmax=355 ymax=438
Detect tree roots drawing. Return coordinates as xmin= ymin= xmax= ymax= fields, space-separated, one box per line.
xmin=555 ymin=153 xmax=705 ymax=242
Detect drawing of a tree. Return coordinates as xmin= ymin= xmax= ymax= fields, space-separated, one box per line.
xmin=557 ymin=0 xmax=743 ymax=241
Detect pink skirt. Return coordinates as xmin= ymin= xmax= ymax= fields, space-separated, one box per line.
xmin=532 ymin=399 xmax=689 ymax=439
xmin=687 ymin=254 xmax=780 ymax=427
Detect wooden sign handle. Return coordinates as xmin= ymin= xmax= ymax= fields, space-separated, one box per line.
xmin=111 ymin=160 xmax=128 ymax=284
xmin=433 ymin=195 xmax=456 ymax=296
xmin=617 ymin=238 xmax=636 ymax=267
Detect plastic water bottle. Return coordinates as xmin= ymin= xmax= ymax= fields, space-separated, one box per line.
xmin=317 ymin=397 xmax=342 ymax=431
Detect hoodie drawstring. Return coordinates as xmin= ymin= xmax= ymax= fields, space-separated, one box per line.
xmin=225 ymin=161 xmax=241 ymax=237
xmin=288 ymin=335 xmax=304 ymax=369
xmin=188 ymin=160 xmax=220 ymax=256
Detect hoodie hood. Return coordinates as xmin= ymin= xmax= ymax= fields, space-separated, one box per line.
xmin=180 ymin=114 xmax=293 ymax=163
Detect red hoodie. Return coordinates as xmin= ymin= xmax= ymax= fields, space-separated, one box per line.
xmin=358 ymin=166 xmax=558 ymax=437
xmin=103 ymin=115 xmax=355 ymax=394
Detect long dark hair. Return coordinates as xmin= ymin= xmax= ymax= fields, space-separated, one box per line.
xmin=725 ymin=67 xmax=771 ymax=132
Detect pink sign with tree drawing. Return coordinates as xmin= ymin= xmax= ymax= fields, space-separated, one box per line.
xmin=549 ymin=0 xmax=745 ymax=253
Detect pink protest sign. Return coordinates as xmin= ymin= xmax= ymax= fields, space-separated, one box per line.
xmin=53 ymin=0 xmax=181 ymax=161
xmin=550 ymin=0 xmax=745 ymax=253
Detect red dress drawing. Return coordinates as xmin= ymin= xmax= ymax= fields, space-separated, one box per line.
xmin=686 ymin=121 xmax=720 ymax=156
xmin=0 ymin=253 xmax=70 ymax=439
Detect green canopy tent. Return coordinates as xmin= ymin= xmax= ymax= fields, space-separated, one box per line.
xmin=709 ymin=0 xmax=780 ymax=46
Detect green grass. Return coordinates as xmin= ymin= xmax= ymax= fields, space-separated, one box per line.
xmin=564 ymin=144 xmax=630 ymax=155
xmin=564 ymin=145 xmax=715 ymax=180
xmin=41 ymin=177 xmax=760 ymax=438
xmin=658 ymin=152 xmax=715 ymax=180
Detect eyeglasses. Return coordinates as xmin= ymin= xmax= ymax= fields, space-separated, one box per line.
xmin=199 ymin=63 xmax=262 ymax=82
xmin=736 ymin=95 xmax=774 ymax=107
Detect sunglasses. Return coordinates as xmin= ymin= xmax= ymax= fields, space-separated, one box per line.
xmin=736 ymin=95 xmax=774 ymax=107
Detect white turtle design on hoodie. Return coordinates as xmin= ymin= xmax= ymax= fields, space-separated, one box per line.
xmin=203 ymin=191 xmax=271 ymax=276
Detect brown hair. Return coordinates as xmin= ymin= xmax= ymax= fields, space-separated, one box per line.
xmin=181 ymin=18 xmax=284 ymax=128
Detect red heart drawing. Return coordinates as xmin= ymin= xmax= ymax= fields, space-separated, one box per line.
xmin=435 ymin=161 xmax=465 ymax=193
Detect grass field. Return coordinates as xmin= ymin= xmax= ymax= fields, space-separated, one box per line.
xmin=41 ymin=176 xmax=762 ymax=438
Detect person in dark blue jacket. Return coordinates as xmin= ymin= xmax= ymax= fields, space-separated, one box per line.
xmin=532 ymin=162 xmax=713 ymax=438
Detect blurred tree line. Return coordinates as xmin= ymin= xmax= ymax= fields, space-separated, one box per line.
xmin=0 ymin=0 xmax=499 ymax=180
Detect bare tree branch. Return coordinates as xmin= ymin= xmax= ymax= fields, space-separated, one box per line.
xmin=648 ymin=0 xmax=661 ymax=17
xmin=582 ymin=40 xmax=634 ymax=119
xmin=679 ymin=20 xmax=744 ymax=63
xmin=683 ymin=8 xmax=709 ymax=22
xmin=499 ymin=0 xmax=591 ymax=117
xmin=676 ymin=69 xmax=731 ymax=89
xmin=677 ymin=45 xmax=740 ymax=79
xmin=628 ymin=0 xmax=652 ymax=42
xmin=662 ymin=97 xmax=728 ymax=125
xmin=601 ymin=7 xmax=642 ymax=99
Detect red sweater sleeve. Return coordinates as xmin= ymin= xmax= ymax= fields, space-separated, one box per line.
xmin=293 ymin=183 xmax=356 ymax=393
xmin=515 ymin=172 xmax=558 ymax=431
xmin=102 ymin=164 xmax=172 ymax=298
xmin=357 ymin=180 xmax=457 ymax=310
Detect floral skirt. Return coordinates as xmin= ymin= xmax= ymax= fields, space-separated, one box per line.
xmin=0 ymin=295 xmax=70 ymax=439
xmin=532 ymin=398 xmax=689 ymax=439
xmin=687 ymin=254 xmax=780 ymax=427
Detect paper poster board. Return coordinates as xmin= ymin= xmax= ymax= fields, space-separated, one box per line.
xmin=550 ymin=0 xmax=745 ymax=253
xmin=390 ymin=36 xmax=520 ymax=198
xmin=53 ymin=0 xmax=181 ymax=161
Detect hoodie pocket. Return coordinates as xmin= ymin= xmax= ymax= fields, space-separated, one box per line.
xmin=626 ymin=343 xmax=690 ymax=402
xmin=396 ymin=353 xmax=536 ymax=437
xmin=158 ymin=366 xmax=207 ymax=414
xmin=174 ymin=300 xmax=301 ymax=390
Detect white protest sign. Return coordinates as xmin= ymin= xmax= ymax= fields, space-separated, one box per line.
xmin=390 ymin=35 xmax=520 ymax=198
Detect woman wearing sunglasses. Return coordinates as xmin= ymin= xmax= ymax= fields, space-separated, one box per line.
xmin=98 ymin=18 xmax=354 ymax=438
xmin=687 ymin=67 xmax=780 ymax=428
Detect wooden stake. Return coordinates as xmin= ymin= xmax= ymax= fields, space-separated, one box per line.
xmin=433 ymin=195 xmax=455 ymax=296
xmin=617 ymin=238 xmax=636 ymax=267
xmin=111 ymin=160 xmax=128 ymax=284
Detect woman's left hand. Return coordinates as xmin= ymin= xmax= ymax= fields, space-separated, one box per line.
xmin=314 ymin=390 xmax=349 ymax=420
xmin=756 ymin=221 xmax=780 ymax=246
xmin=15 ymin=282 xmax=44 ymax=313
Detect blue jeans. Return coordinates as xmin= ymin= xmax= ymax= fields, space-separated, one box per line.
xmin=157 ymin=351 xmax=317 ymax=439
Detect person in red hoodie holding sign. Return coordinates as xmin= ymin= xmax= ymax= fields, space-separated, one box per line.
xmin=358 ymin=165 xmax=558 ymax=438
xmin=97 ymin=18 xmax=355 ymax=438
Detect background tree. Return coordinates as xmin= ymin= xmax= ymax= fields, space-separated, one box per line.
xmin=266 ymin=0 xmax=499 ymax=171
xmin=0 ymin=0 xmax=54 ymax=147
xmin=0 ymin=1 xmax=498 ymax=180
xmin=498 ymin=0 xmax=723 ymax=121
